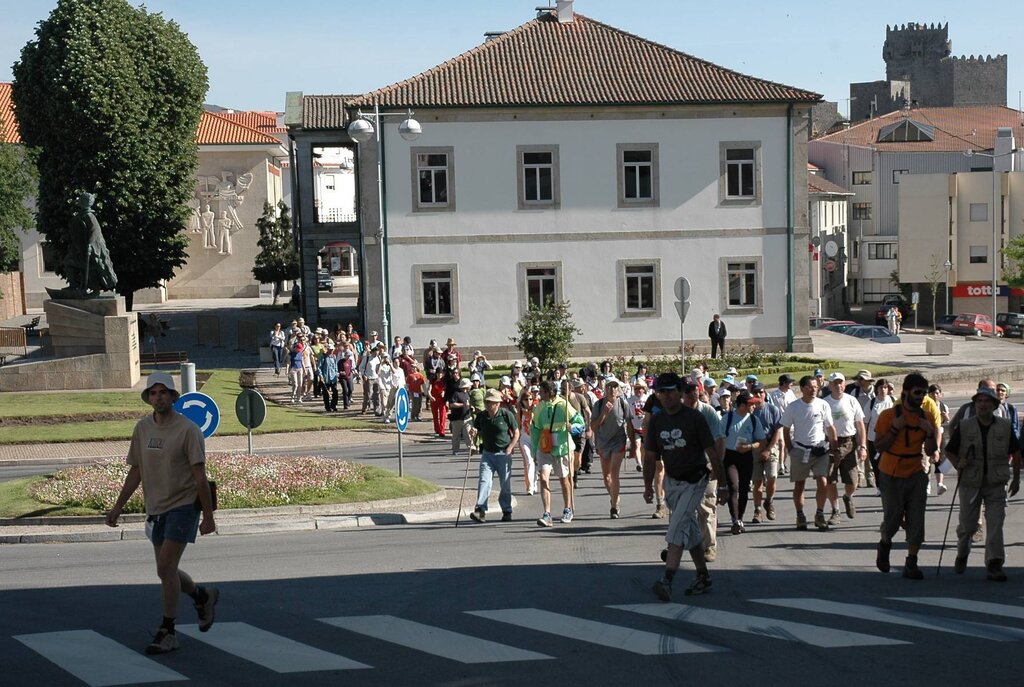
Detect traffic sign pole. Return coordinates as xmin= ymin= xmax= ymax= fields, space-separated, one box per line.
xmin=674 ymin=277 xmax=691 ymax=374
xmin=395 ymin=387 xmax=411 ymax=477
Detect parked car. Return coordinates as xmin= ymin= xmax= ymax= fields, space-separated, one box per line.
xmin=952 ymin=313 xmax=1003 ymax=337
xmin=996 ymin=312 xmax=1024 ymax=338
xmin=844 ymin=325 xmax=901 ymax=343
xmin=874 ymin=294 xmax=911 ymax=326
xmin=822 ymin=321 xmax=859 ymax=334
xmin=317 ymin=269 xmax=334 ymax=292
xmin=810 ymin=317 xmax=838 ymax=329
xmin=934 ymin=314 xmax=958 ymax=334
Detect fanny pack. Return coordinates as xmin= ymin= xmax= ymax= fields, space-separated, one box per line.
xmin=795 ymin=441 xmax=828 ymax=457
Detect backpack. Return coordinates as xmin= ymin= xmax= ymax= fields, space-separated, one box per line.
xmin=724 ymin=409 xmax=760 ymax=438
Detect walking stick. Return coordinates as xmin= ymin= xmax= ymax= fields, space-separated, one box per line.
xmin=936 ymin=483 xmax=960 ymax=577
xmin=454 ymin=441 xmax=475 ymax=528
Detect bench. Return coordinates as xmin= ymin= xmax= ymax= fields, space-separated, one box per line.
xmin=21 ymin=316 xmax=40 ymax=337
xmin=140 ymin=350 xmax=189 ymax=367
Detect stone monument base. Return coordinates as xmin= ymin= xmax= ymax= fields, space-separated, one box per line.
xmin=0 ymin=296 xmax=140 ymax=392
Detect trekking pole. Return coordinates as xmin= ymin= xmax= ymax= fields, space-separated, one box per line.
xmin=936 ymin=483 xmax=960 ymax=577
xmin=454 ymin=440 xmax=475 ymax=528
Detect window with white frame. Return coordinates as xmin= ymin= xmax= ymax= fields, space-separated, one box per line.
xmin=719 ymin=141 xmax=761 ymax=205
xmin=852 ymin=202 xmax=872 ymax=220
xmin=411 ymin=147 xmax=455 ymax=211
xmin=526 ymin=267 xmax=558 ymax=309
xmin=414 ymin=264 xmax=459 ymax=323
xmin=969 ymin=245 xmax=988 ymax=264
xmin=517 ymin=145 xmax=559 ymax=209
xmin=868 ymin=243 xmax=897 ymax=260
xmin=616 ymin=143 xmax=659 ymax=208
xmin=624 ymin=263 xmax=657 ymax=312
xmin=852 ymin=171 xmax=872 ymax=185
xmin=969 ymin=203 xmax=988 ymax=222
xmin=726 ymin=261 xmax=758 ymax=307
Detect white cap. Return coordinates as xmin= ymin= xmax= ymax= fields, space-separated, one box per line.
xmin=141 ymin=372 xmax=179 ymax=404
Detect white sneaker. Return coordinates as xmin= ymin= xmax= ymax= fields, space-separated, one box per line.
xmin=926 ymin=483 xmax=932 ymax=496
xmin=937 ymin=483 xmax=948 ymax=495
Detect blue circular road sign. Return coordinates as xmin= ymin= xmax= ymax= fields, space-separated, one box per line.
xmin=395 ymin=387 xmax=411 ymax=433
xmin=174 ymin=391 xmax=221 ymax=438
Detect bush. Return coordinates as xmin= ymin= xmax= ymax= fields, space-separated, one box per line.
xmin=510 ymin=300 xmax=582 ymax=371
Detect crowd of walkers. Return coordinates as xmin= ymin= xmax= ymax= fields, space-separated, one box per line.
xmin=268 ymin=322 xmax=1022 ymax=603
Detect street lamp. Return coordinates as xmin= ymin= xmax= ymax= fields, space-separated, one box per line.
xmin=943 ymin=258 xmax=952 ymax=315
xmin=963 ymin=148 xmax=1015 ymax=329
xmin=347 ymin=104 xmax=422 ymax=344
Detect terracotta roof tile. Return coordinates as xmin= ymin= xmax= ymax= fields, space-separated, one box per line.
xmin=1 ymin=83 xmax=20 ymax=144
xmin=814 ymin=106 xmax=1024 ymax=152
xmin=215 ymin=110 xmax=287 ymax=135
xmin=196 ymin=111 xmax=281 ymax=145
xmin=350 ymin=12 xmax=820 ymax=109
xmin=808 ymin=175 xmax=853 ymax=196
xmin=301 ymin=95 xmax=360 ymax=130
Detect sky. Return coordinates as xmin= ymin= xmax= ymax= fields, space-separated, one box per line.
xmin=2 ymin=0 xmax=1023 ymax=115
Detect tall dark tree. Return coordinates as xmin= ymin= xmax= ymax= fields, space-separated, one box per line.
xmin=252 ymin=201 xmax=298 ymax=305
xmin=0 ymin=115 xmax=36 ymax=283
xmin=11 ymin=0 xmax=207 ymax=309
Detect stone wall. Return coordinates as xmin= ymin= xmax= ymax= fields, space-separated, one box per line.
xmin=947 ymin=55 xmax=1008 ymax=106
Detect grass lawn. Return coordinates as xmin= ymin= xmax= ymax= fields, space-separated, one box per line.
xmin=0 ymin=465 xmax=439 ymax=519
xmin=0 ymin=369 xmax=377 ymax=445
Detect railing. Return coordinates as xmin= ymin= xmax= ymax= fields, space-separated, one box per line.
xmin=317 ymin=207 xmax=358 ymax=224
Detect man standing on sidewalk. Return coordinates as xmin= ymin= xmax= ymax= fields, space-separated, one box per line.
xmin=707 ymin=314 xmax=727 ymax=359
xmin=469 ymin=389 xmax=520 ymax=523
xmin=106 ymin=372 xmax=218 ymax=655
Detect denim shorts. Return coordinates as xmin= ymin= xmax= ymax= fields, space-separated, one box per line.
xmin=146 ymin=504 xmax=200 ymax=546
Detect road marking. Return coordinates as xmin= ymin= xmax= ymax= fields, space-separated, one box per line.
xmin=14 ymin=630 xmax=187 ymax=687
xmin=319 ymin=615 xmax=553 ymax=663
xmin=892 ymin=598 xmax=1024 ymax=621
xmin=611 ymin=604 xmax=901 ymax=648
xmin=468 ymin=608 xmax=723 ymax=655
xmin=177 ymin=622 xmax=370 ymax=672
xmin=755 ymin=598 xmax=1024 ymax=641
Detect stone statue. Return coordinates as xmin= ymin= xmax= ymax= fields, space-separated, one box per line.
xmin=201 ymin=203 xmax=216 ymax=248
xmin=46 ymin=192 xmax=118 ymax=299
xmin=217 ymin=211 xmax=232 ymax=255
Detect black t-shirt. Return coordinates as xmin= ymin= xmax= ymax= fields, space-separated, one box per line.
xmin=643 ymin=394 xmax=663 ymax=415
xmin=448 ymin=391 xmax=471 ymax=421
xmin=644 ymin=405 xmax=715 ymax=482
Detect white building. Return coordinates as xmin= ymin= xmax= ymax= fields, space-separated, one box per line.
xmin=288 ymin=1 xmax=820 ymax=356
xmin=807 ymin=166 xmax=853 ymax=318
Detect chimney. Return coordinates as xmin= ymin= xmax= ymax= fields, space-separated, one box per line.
xmin=994 ymin=126 xmax=1015 ymax=172
xmin=557 ymin=0 xmax=573 ymax=23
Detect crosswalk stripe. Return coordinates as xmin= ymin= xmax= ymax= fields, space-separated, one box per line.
xmin=468 ymin=608 xmax=723 ymax=655
xmin=611 ymin=603 xmax=901 ymax=648
xmin=892 ymin=598 xmax=1024 ymax=621
xmin=13 ymin=630 xmax=187 ymax=687
xmin=755 ymin=598 xmax=1024 ymax=641
xmin=319 ymin=615 xmax=553 ymax=663
xmin=176 ymin=622 xmax=370 ymax=672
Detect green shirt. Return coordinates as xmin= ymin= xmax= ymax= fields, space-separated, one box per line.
xmin=473 ymin=408 xmax=517 ymax=453
xmin=469 ymin=388 xmax=486 ymax=412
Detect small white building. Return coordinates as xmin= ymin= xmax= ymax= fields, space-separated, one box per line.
xmin=807 ymin=167 xmax=853 ymax=318
xmin=289 ymin=2 xmax=820 ymax=356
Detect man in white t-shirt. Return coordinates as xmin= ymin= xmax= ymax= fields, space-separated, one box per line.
xmin=824 ymin=372 xmax=867 ymax=527
xmin=780 ymin=375 xmax=838 ymax=531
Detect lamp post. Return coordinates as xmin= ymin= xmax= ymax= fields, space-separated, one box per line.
xmin=963 ymin=148 xmax=1015 ymax=329
xmin=347 ymin=104 xmax=422 ymax=344
xmin=943 ymin=258 xmax=952 ymax=315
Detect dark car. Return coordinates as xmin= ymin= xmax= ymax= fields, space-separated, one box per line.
xmin=844 ymin=325 xmax=901 ymax=343
xmin=823 ymin=321 xmax=859 ymax=334
xmin=996 ymin=312 xmax=1024 ymax=338
xmin=934 ymin=314 xmax=958 ymax=334
xmin=874 ymin=294 xmax=911 ymax=326
xmin=317 ymin=269 xmax=334 ymax=292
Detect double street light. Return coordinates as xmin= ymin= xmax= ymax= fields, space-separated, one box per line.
xmin=347 ymin=104 xmax=422 ymax=344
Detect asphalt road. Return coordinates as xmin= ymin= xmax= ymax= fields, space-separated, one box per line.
xmin=3 ymin=455 xmax=1023 ymax=686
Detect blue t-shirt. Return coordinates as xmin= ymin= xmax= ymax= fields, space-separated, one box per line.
xmin=721 ymin=409 xmax=767 ymax=452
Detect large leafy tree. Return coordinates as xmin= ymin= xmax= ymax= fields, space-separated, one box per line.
xmin=0 ymin=115 xmax=36 ymax=279
xmin=11 ymin=0 xmax=207 ymax=309
xmin=510 ymin=301 xmax=582 ymax=372
xmin=1005 ymin=236 xmax=1024 ymax=289
xmin=252 ymin=201 xmax=298 ymax=305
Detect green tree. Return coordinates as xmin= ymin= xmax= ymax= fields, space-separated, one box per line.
xmin=924 ymin=255 xmax=944 ymax=328
xmin=11 ymin=0 xmax=207 ymax=310
xmin=510 ymin=301 xmax=582 ymax=371
xmin=0 ymin=116 xmax=36 ymax=285
xmin=252 ymin=201 xmax=298 ymax=305
xmin=1004 ymin=235 xmax=1024 ymax=288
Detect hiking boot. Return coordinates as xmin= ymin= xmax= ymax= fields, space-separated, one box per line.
xmin=145 ymin=628 xmax=179 ymax=655
xmin=876 ymin=540 xmax=892 ymax=573
xmin=651 ymin=504 xmax=667 ymax=519
xmin=703 ymin=547 xmax=717 ymax=562
xmin=814 ymin=512 xmax=828 ymax=530
xmin=902 ymin=556 xmax=924 ymax=580
xmin=843 ymin=495 xmax=856 ymax=519
xmin=827 ymin=511 xmax=841 ymax=527
xmin=972 ymin=528 xmax=984 ymax=544
xmin=730 ymin=521 xmax=744 ymax=535
xmin=954 ymin=555 xmax=968 ymax=575
xmin=195 ymin=587 xmax=219 ymax=632
xmin=537 ymin=512 xmax=553 ymax=527
xmin=500 ymin=512 xmax=513 ymax=522
xmin=937 ymin=483 xmax=948 ymax=496
xmin=751 ymin=508 xmax=762 ymax=524
xmin=660 ymin=548 xmax=668 ymax=563
xmin=987 ymin=559 xmax=1008 ymax=582
xmin=796 ymin=513 xmax=808 ymax=530
xmin=765 ymin=502 xmax=776 ymax=521
xmin=610 ymin=507 xmax=620 ymax=519
xmin=560 ymin=507 xmax=574 ymax=523
xmin=685 ymin=572 xmax=712 ymax=596
xmin=469 ymin=508 xmax=486 ymax=523
xmin=652 ymin=578 xmax=672 ymax=602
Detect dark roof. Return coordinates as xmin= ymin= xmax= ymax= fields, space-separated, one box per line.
xmin=349 ymin=12 xmax=821 ymax=109
xmin=301 ymin=95 xmax=361 ymax=130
